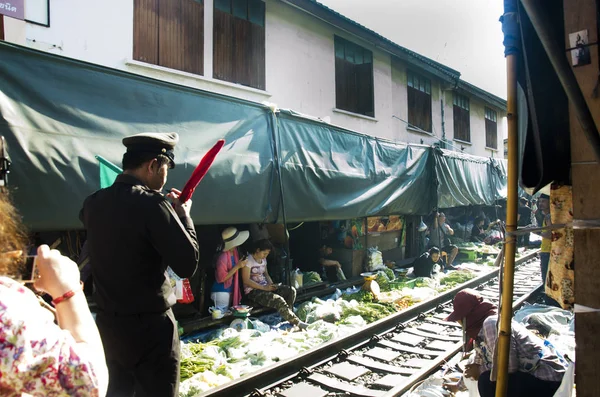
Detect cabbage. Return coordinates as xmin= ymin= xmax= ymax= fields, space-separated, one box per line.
xmin=296 ymin=301 xmax=314 ymax=322
xmin=376 ymin=271 xmax=390 ymax=290
xmin=383 ymin=267 xmax=395 ymax=281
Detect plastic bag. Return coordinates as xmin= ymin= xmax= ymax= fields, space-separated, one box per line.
xmin=514 ymin=303 xmax=573 ymax=334
xmin=336 ymin=266 xmax=347 ymax=281
xmin=167 ymin=267 xmax=195 ymax=304
xmin=463 ymin=353 xmax=481 ymax=397
xmin=366 ymin=247 xmax=385 ymax=272
xmin=553 ymin=361 xmax=574 ymax=397
xmin=293 ymin=268 xmax=303 ymax=289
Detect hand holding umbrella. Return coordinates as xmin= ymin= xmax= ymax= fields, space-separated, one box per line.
xmin=168 ymin=139 xmax=226 ymax=213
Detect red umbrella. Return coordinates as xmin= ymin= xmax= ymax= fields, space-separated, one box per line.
xmin=179 ymin=139 xmax=225 ymax=204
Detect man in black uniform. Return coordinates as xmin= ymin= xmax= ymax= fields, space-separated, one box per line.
xmin=80 ymin=132 xmax=200 ymax=397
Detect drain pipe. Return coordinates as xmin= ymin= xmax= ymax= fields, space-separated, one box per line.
xmin=440 ymin=98 xmax=446 ymax=149
xmin=440 ymin=77 xmax=460 ymax=150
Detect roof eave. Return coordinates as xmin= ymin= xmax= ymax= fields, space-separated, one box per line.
xmin=457 ymin=82 xmax=507 ymax=111
xmin=280 ymin=0 xmax=461 ymax=83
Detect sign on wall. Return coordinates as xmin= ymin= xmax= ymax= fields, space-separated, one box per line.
xmin=25 ymin=0 xmax=49 ymax=26
xmin=0 ymin=0 xmax=25 ymax=20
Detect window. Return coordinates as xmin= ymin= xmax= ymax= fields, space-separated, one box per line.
xmin=334 ymin=36 xmax=374 ymax=117
xmin=25 ymin=0 xmax=51 ymax=27
xmin=407 ymin=71 xmax=432 ymax=132
xmin=485 ymin=107 xmax=498 ymax=149
xmin=133 ymin=0 xmax=204 ymax=75
xmin=213 ymin=0 xmax=265 ymax=90
xmin=453 ymin=93 xmax=470 ymax=142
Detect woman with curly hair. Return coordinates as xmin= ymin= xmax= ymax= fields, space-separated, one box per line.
xmin=0 ymin=191 xmax=108 ymax=396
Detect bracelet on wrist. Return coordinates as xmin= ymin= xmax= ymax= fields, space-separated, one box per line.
xmin=51 ymin=281 xmax=84 ymax=306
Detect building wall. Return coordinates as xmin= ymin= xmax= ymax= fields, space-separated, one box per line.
xmin=2 ymin=0 xmax=505 ymax=157
xmin=563 ymin=1 xmax=600 ymax=396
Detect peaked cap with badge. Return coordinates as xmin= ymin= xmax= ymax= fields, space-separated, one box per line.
xmin=122 ymin=132 xmax=179 ymax=168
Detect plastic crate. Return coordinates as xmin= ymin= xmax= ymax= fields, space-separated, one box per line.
xmin=457 ymin=250 xmax=478 ymax=261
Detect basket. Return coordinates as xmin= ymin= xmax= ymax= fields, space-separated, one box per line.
xmin=407 ymin=379 xmax=427 ymax=394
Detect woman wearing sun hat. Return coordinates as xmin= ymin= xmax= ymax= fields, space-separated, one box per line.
xmin=444 ymin=289 xmax=567 ymax=397
xmin=211 ymin=227 xmax=250 ymax=310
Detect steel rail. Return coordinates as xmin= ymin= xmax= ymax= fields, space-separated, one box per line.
xmin=382 ymin=283 xmax=543 ymax=396
xmin=200 ymin=250 xmax=540 ymax=397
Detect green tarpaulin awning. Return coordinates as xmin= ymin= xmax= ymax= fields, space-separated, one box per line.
xmin=0 ymin=42 xmax=277 ymax=229
xmin=0 ymin=42 xmax=507 ymax=229
xmin=434 ymin=148 xmax=507 ymax=208
xmin=277 ymin=110 xmax=435 ymax=221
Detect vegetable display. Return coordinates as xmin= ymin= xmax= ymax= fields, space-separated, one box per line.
xmin=178 ymin=251 xmax=548 ymax=396
xmin=302 ymin=271 xmax=322 ymax=285
xmin=438 ymin=271 xmax=477 ymax=290
xmin=383 ymin=267 xmax=395 ymax=282
xmin=179 ymin=320 xmax=367 ymax=396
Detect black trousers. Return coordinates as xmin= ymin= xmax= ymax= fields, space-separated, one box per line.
xmin=478 ymin=370 xmax=562 ymax=397
xmin=96 ymin=309 xmax=180 ymax=397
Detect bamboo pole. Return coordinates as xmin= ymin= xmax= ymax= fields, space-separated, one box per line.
xmin=495 ymin=31 xmax=519 ymax=397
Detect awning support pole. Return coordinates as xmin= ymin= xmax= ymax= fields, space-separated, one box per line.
xmin=495 ymin=5 xmax=519 ymax=395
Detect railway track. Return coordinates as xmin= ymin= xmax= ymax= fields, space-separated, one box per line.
xmin=201 ymin=251 xmax=542 ymax=397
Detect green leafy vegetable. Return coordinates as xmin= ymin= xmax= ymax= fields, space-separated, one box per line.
xmin=439 ymin=271 xmax=476 ymax=289
xmin=339 ymin=302 xmax=397 ymax=323
xmin=383 ymin=268 xmax=395 ymax=281
xmin=342 ymin=290 xmax=374 ymax=303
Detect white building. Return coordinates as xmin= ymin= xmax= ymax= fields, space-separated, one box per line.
xmin=1 ymin=0 xmax=506 ymax=157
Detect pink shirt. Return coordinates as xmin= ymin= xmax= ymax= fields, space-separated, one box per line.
xmin=215 ymin=250 xmax=241 ymax=307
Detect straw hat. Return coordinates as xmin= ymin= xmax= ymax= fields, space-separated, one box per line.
xmin=222 ymin=227 xmax=249 ymax=251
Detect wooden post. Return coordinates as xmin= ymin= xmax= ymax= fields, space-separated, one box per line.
xmin=494 ymin=35 xmax=519 ymax=397
xmin=563 ymin=1 xmax=600 ymax=396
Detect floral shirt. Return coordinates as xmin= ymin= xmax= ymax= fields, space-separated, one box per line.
xmin=473 ymin=316 xmax=568 ymax=382
xmin=0 ymin=276 xmax=100 ymax=396
xmin=244 ymin=255 xmax=268 ymax=295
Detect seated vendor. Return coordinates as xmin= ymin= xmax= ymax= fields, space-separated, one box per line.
xmin=318 ymin=245 xmax=347 ymax=282
xmin=412 ymin=247 xmax=444 ymax=278
xmin=242 ymin=239 xmax=308 ymax=330
xmin=211 ymin=227 xmax=249 ymax=311
xmin=471 ymin=217 xmax=500 ymax=243
xmin=443 ymin=289 xmax=568 ymax=397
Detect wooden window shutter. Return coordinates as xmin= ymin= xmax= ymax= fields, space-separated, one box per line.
xmin=486 ymin=119 xmax=498 ymax=148
xmin=158 ymin=0 xmax=184 ymax=71
xmin=134 ymin=0 xmax=203 ymax=75
xmin=335 ymin=56 xmax=347 ymax=111
xmin=214 ymin=0 xmax=264 ymax=89
xmin=133 ymin=0 xmax=159 ymax=64
xmin=214 ymin=7 xmax=234 ymax=82
xmin=334 ymin=37 xmax=374 ymax=116
xmin=407 ymin=72 xmax=432 ymax=132
xmin=180 ymin=0 xmax=204 ymax=75
xmin=159 ymin=0 xmax=204 ymax=75
xmin=453 ymin=106 xmax=470 ymax=141
xmin=249 ymin=21 xmax=265 ymax=90
xmin=233 ymin=17 xmax=249 ymax=85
